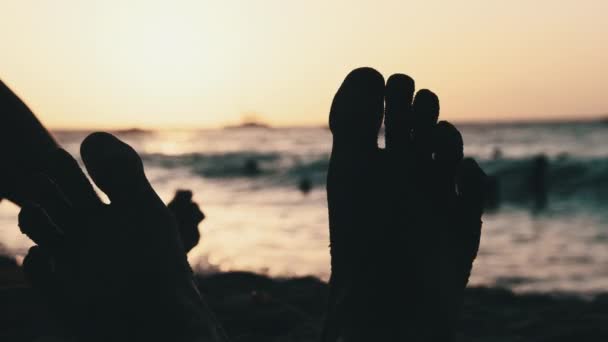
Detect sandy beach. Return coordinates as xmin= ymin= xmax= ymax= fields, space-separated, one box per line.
xmin=2 ymin=254 xmax=608 ymax=342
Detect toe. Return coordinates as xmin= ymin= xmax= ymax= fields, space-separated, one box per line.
xmin=175 ymin=190 xmax=193 ymax=201
xmin=80 ymin=132 xmax=182 ymax=258
xmin=457 ymin=158 xmax=486 ymax=218
xmin=80 ymin=132 xmax=150 ymax=203
xmin=385 ymin=74 xmax=415 ymax=153
xmin=433 ymin=121 xmax=464 ymax=173
xmin=18 ymin=205 xmax=64 ymax=249
xmin=190 ymin=202 xmax=205 ymax=224
xmin=329 ymin=67 xmax=385 ymax=149
xmin=412 ymin=89 xmax=440 ymax=159
xmin=326 ymin=68 xmax=386 ymax=290
xmin=431 ymin=121 xmax=464 ymax=209
xmin=456 ymin=158 xmax=486 ymax=273
xmin=168 ymin=190 xmax=204 ymax=252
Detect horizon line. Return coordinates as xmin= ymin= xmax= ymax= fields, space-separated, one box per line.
xmin=46 ymin=113 xmax=608 ymax=132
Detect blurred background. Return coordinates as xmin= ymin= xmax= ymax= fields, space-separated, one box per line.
xmin=1 ymin=0 xmax=607 ymax=295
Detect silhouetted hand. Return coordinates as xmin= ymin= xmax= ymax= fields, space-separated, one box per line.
xmin=168 ymin=190 xmax=204 ymax=253
xmin=19 ymin=133 xmax=227 ymax=341
xmin=323 ymin=68 xmax=486 ymax=341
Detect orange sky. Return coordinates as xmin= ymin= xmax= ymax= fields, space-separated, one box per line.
xmin=1 ymin=0 xmax=607 ymax=129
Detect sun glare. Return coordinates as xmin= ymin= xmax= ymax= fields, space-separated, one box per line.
xmin=1 ymin=0 xmax=607 ymax=129
xmin=98 ymin=6 xmax=216 ymax=95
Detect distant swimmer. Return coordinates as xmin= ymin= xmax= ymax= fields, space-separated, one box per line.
xmin=244 ymin=159 xmax=261 ymax=176
xmin=298 ymin=177 xmax=312 ymax=194
xmin=492 ymin=147 xmax=503 ymax=160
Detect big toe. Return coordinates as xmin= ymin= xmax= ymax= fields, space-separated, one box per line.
xmin=329 ymin=67 xmax=385 ymax=147
xmin=80 ymin=132 xmax=149 ymax=203
xmin=326 ymin=68 xmax=386 ymax=280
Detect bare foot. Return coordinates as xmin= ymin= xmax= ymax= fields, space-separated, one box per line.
xmin=0 ymin=80 xmax=58 ymax=205
xmin=324 ymin=68 xmax=486 ymax=341
xmin=19 ymin=133 xmax=227 ymax=341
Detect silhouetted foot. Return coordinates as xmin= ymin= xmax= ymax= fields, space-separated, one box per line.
xmin=323 ymin=68 xmax=486 ymax=341
xmin=19 ymin=133 xmax=227 ymax=341
xmin=168 ymin=190 xmax=204 ymax=253
xmin=0 ymin=80 xmax=58 ymax=205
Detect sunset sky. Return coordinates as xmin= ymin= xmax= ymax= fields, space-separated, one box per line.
xmin=1 ymin=0 xmax=607 ymax=129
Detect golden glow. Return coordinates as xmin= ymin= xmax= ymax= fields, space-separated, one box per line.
xmin=1 ymin=0 xmax=607 ymax=129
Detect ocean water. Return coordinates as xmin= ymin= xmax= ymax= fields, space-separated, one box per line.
xmin=1 ymin=121 xmax=607 ymax=294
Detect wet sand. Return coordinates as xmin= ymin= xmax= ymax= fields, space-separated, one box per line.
xmin=1 ymin=255 xmax=608 ymax=341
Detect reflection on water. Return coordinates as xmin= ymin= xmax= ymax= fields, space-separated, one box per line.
xmin=1 ymin=122 xmax=607 ymax=294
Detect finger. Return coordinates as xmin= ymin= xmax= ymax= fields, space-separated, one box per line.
xmin=329 ymin=67 xmax=385 ymax=150
xmin=22 ymin=174 xmax=73 ymax=230
xmin=43 ymin=148 xmax=103 ymax=210
xmin=412 ymin=89 xmax=440 ymax=159
xmin=385 ymin=74 xmax=415 ymax=153
xmin=18 ymin=205 xmax=64 ymax=248
xmin=80 ymin=132 xmax=153 ymax=204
